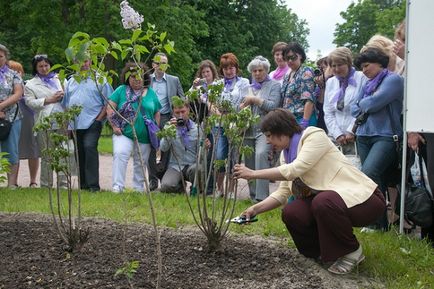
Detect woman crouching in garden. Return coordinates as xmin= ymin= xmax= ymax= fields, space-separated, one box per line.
xmin=233 ymin=108 xmax=385 ymax=274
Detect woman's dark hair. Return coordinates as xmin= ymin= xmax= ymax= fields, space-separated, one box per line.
xmin=354 ymin=48 xmax=389 ymax=70
xmin=261 ymin=108 xmax=302 ymax=137
xmin=31 ymin=54 xmax=53 ymax=75
xmin=283 ymin=42 xmax=307 ymax=63
xmin=120 ymin=62 xmax=151 ymax=87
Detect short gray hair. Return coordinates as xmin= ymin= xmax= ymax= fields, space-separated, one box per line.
xmin=0 ymin=44 xmax=10 ymax=60
xmin=247 ymin=55 xmax=271 ymax=73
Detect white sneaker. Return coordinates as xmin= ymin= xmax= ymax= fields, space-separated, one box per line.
xmin=360 ymin=227 xmax=376 ymax=233
xmin=112 ymin=185 xmax=123 ymax=193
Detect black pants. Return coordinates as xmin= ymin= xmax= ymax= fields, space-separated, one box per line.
xmin=76 ymin=120 xmax=103 ymax=191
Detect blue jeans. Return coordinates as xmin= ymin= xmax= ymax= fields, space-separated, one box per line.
xmin=76 ymin=119 xmax=103 ymax=191
xmin=0 ymin=119 xmax=21 ymax=164
xmin=212 ymin=127 xmax=229 ymax=172
xmin=357 ymin=135 xmax=396 ymax=230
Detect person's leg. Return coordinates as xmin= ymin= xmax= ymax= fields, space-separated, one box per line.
xmin=243 ymin=138 xmax=256 ymax=199
xmin=81 ymin=120 xmax=103 ymax=191
xmin=214 ymin=127 xmax=228 ymax=193
xmin=359 ymin=136 xmax=396 ymax=230
xmin=3 ymin=119 xmax=21 ymax=187
xmin=160 ymin=167 xmax=183 ymax=193
xmin=254 ymin=134 xmax=271 ymax=201
xmin=311 ymin=189 xmax=385 ymax=265
xmin=37 ymin=132 xmax=53 ymax=187
xmin=28 ymin=158 xmax=39 ymax=185
xmin=281 ymin=198 xmax=321 ymax=259
xmin=75 ymin=129 xmax=87 ymax=189
xmin=112 ymin=134 xmax=133 ymax=192
xmin=132 ymin=142 xmax=151 ymax=192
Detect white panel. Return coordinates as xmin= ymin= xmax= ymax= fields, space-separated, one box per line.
xmin=406 ymin=0 xmax=434 ymax=132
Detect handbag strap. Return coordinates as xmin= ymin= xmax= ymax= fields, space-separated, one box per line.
xmin=386 ymin=104 xmax=400 ymax=145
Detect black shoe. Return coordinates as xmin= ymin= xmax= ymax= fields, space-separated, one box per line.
xmin=149 ymin=179 xmax=158 ymax=191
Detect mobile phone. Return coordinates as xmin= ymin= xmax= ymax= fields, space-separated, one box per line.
xmin=228 ymin=215 xmax=258 ymax=224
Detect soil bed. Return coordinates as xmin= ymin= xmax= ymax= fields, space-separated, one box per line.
xmin=0 ymin=213 xmax=381 ymax=289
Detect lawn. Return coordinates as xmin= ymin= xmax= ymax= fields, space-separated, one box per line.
xmin=0 ymin=188 xmax=433 ymax=288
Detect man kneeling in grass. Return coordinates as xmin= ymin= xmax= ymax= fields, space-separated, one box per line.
xmin=159 ymin=98 xmax=199 ymax=194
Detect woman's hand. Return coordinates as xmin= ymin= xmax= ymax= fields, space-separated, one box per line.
xmin=240 ymin=206 xmax=257 ymax=222
xmin=112 ymin=126 xmax=122 ymax=136
xmin=233 ymin=163 xmax=255 ymax=180
xmin=345 ymin=133 xmax=355 ymax=143
xmin=240 ymin=96 xmax=262 ymax=109
xmin=192 ymin=78 xmax=201 ymax=87
xmin=0 ymin=111 xmax=5 ymax=119
xmin=45 ymin=91 xmax=64 ymax=104
xmin=408 ymin=132 xmax=425 ymax=151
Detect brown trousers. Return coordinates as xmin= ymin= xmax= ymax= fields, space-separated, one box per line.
xmin=281 ymin=188 xmax=385 ymax=262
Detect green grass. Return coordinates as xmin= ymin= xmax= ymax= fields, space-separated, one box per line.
xmin=98 ymin=136 xmax=113 ymax=154
xmin=1 ymin=188 xmax=433 ymax=289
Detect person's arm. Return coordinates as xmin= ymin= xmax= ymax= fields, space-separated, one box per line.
xmin=357 ymin=74 xmax=403 ymax=113
xmin=107 ymin=100 xmax=122 ymax=135
xmin=323 ymin=78 xmax=344 ymax=140
xmin=0 ymin=83 xmax=22 ymax=111
xmin=234 ymin=163 xmax=287 ymax=181
xmin=154 ymin=111 xmax=161 ymax=126
xmin=259 ymin=81 xmax=281 ymax=112
xmin=241 ymin=196 xmax=282 ymax=220
xmin=299 ymin=67 xmax=316 ymax=127
xmin=176 ymin=78 xmax=185 ymax=98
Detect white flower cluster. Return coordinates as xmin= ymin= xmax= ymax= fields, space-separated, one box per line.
xmin=120 ymin=0 xmax=144 ymax=30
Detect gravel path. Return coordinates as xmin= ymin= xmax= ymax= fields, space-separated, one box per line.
xmin=16 ymin=155 xmax=279 ymax=199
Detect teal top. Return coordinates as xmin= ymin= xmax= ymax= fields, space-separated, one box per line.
xmin=109 ymin=85 xmax=161 ymax=143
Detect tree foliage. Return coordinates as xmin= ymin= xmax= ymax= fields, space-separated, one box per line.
xmin=333 ymin=0 xmax=406 ymax=53
xmin=1 ymin=0 xmax=308 ymax=87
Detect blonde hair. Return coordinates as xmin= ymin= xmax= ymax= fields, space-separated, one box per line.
xmin=361 ymin=35 xmax=397 ymax=71
xmin=395 ymin=20 xmax=405 ymax=42
xmin=328 ymin=47 xmax=353 ymax=67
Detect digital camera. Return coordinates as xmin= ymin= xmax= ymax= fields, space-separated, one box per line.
xmin=176 ymin=117 xmax=186 ymax=127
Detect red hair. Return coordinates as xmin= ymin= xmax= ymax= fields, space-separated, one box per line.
xmin=219 ymin=52 xmax=240 ymax=75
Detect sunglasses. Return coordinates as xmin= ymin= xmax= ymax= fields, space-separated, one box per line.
xmin=287 ymin=54 xmax=298 ymax=61
xmin=33 ymin=54 xmax=48 ymax=60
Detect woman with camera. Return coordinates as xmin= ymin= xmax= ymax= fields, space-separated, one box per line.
xmin=351 ymin=47 xmax=404 ymax=231
xmin=324 ymin=47 xmax=367 ymax=154
xmin=240 ymin=56 xmax=281 ymax=201
xmin=107 ymin=62 xmax=161 ymax=193
xmin=281 ymin=42 xmax=317 ymax=128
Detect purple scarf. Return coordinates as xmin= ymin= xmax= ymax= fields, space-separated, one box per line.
xmin=110 ymin=86 xmax=143 ymax=128
xmin=177 ymin=119 xmax=193 ymax=147
xmin=38 ymin=72 xmax=59 ymax=90
xmin=251 ymin=75 xmax=271 ymax=90
xmin=224 ymin=76 xmax=239 ymax=92
xmin=0 ymin=64 xmax=9 ymax=84
xmin=332 ymin=67 xmax=357 ymax=111
xmin=271 ymin=65 xmax=289 ymax=81
xmin=363 ymin=68 xmax=389 ymax=97
xmin=283 ymin=132 xmax=302 ymax=164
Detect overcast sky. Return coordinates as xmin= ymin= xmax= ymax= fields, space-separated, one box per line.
xmin=284 ymin=0 xmax=355 ymax=60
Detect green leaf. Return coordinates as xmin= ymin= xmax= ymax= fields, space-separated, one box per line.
xmin=65 ymin=47 xmax=74 ymax=63
xmin=131 ymin=29 xmax=142 ymax=42
xmin=110 ymin=50 xmax=118 ymax=60
xmin=164 ymin=41 xmax=175 ymax=55
xmin=159 ymin=31 xmax=167 ymax=42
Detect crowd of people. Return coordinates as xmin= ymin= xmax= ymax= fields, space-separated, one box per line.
xmin=1 ymin=18 xmax=433 ymax=275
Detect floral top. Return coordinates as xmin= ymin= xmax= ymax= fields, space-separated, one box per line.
xmin=0 ymin=65 xmax=23 ymax=122
xmin=281 ymin=66 xmax=316 ymax=120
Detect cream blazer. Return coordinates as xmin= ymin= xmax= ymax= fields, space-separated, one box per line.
xmin=270 ymin=127 xmax=377 ymax=208
xmin=24 ymin=76 xmax=64 ymax=127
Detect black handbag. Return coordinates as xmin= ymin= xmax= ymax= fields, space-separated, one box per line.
xmin=0 ymin=106 xmax=19 ymax=141
xmin=398 ymin=149 xmax=434 ymax=228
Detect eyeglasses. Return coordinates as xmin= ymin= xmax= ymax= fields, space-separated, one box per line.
xmin=287 ymin=54 xmax=298 ymax=61
xmin=33 ymin=54 xmax=48 ymax=61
